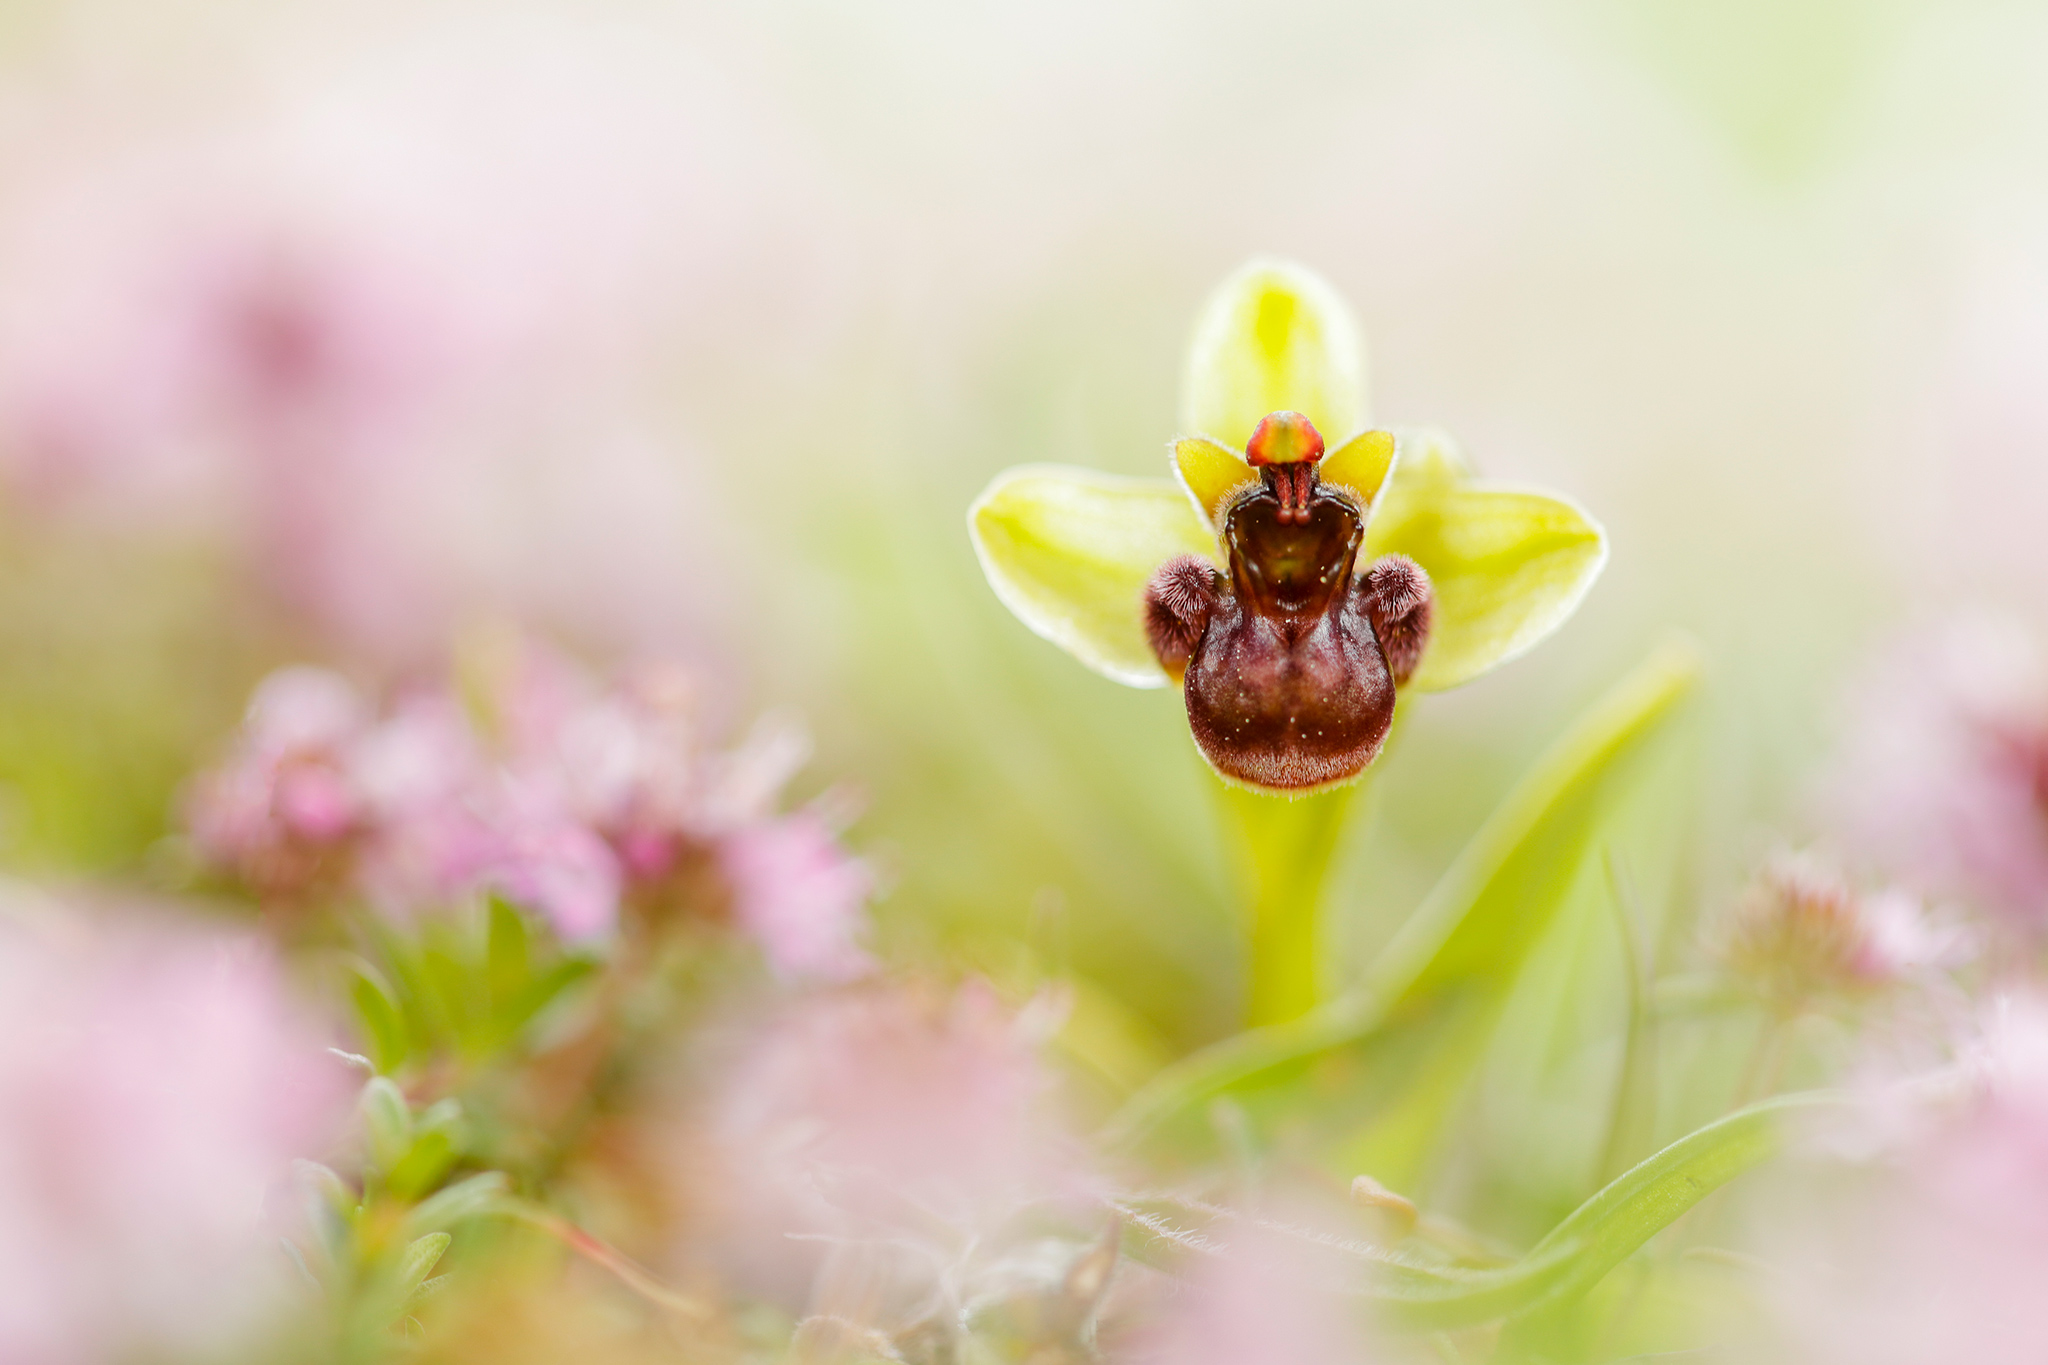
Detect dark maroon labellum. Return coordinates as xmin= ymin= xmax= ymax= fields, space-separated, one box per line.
xmin=1145 ymin=417 xmax=1432 ymax=792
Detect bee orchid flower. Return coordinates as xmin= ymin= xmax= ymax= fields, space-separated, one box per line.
xmin=969 ymin=258 xmax=1609 ymax=794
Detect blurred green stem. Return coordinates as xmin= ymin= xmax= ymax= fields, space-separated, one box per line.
xmin=1218 ymin=780 xmax=1359 ymax=1027
xmin=505 ymin=1202 xmax=712 ymax=1322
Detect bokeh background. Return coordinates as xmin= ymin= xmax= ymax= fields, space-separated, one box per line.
xmin=2 ymin=0 xmax=2044 ymax=1074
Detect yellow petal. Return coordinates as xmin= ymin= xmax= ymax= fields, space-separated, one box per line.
xmin=1319 ymin=428 xmax=1398 ymax=511
xmin=1367 ymin=430 xmax=1608 ymax=692
xmin=1173 ymin=436 xmax=1256 ymax=527
xmin=1181 ymin=259 xmax=1368 ymax=452
xmin=968 ymin=465 xmax=1218 ymax=688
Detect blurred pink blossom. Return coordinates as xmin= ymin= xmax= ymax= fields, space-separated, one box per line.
xmin=692 ymin=979 xmax=1089 ymax=1306
xmin=721 ymin=814 xmax=876 ymax=983
xmin=1115 ymin=1224 xmax=1377 ymax=1365
xmin=0 ymin=15 xmax=844 ymax=662
xmin=470 ymin=781 xmax=623 ymax=945
xmin=188 ymin=643 xmax=872 ymax=964
xmin=490 ymin=649 xmax=790 ymax=876
xmin=1774 ymin=992 xmax=2048 ymax=1364
xmin=710 ymin=981 xmax=1079 ymax=1224
xmin=1825 ymin=616 xmax=2048 ymax=931
xmin=346 ymin=691 xmax=493 ymax=916
xmin=185 ymin=666 xmax=374 ymax=899
xmin=1713 ymin=851 xmax=1972 ymax=1012
xmin=0 ymin=899 xmax=348 ymax=1365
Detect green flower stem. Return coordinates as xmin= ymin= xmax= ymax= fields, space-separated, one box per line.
xmin=1218 ymin=780 xmax=1359 ymax=1027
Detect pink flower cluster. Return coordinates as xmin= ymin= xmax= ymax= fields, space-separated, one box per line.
xmin=1118 ymin=1224 xmax=1379 ymax=1365
xmin=1777 ymin=993 xmax=2048 ymax=1365
xmin=0 ymin=898 xmax=347 ymax=1365
xmin=0 ymin=16 xmax=844 ymax=663
xmin=693 ymin=979 xmax=1092 ymax=1311
xmin=188 ymin=647 xmax=874 ymax=979
xmin=1714 ymin=851 xmax=1970 ymax=1012
xmin=1827 ymin=616 xmax=2048 ymax=932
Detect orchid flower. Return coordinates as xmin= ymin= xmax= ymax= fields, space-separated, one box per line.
xmin=970 ymin=259 xmax=1607 ymax=794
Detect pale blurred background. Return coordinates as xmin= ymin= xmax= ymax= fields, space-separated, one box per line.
xmin=1 ymin=0 xmax=2044 ymax=1060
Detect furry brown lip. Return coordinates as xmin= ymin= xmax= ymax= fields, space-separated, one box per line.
xmin=1144 ymin=413 xmax=1434 ymax=792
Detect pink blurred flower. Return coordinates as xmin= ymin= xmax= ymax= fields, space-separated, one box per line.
xmin=0 ymin=15 xmax=843 ymax=662
xmin=1713 ymin=851 xmax=1971 ymax=1012
xmin=698 ymin=980 xmax=1088 ymax=1293
xmin=189 ymin=643 xmax=871 ymax=962
xmin=342 ymin=690 xmax=494 ymax=921
xmin=1115 ymin=1224 xmax=1378 ymax=1365
xmin=493 ymin=651 xmax=702 ymax=877
xmin=471 ymin=781 xmax=623 ymax=945
xmin=472 ymin=641 xmax=862 ymax=959
xmin=186 ymin=666 xmax=373 ymax=899
xmin=0 ymin=901 xmax=348 ymax=1364
xmin=1825 ymin=616 xmax=2048 ymax=931
xmin=721 ymin=813 xmax=876 ymax=983
xmin=1773 ymin=993 xmax=2048 ymax=1364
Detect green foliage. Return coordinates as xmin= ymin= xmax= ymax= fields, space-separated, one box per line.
xmin=288 ymin=1082 xmax=520 ymax=1362
xmin=392 ymin=1232 xmax=452 ymax=1302
xmin=1104 ymin=640 xmax=1701 ymax=1192
xmin=293 ymin=641 xmax=1791 ymax=1362
xmin=348 ymin=964 xmax=410 ymax=1075
xmin=358 ymin=1078 xmax=414 ymax=1175
xmin=1117 ymin=1091 xmax=1832 ymax=1337
xmin=1374 ymin=1091 xmax=1835 ymax=1332
xmin=402 ymin=1172 xmax=513 ymax=1239
xmin=346 ymin=898 xmax=598 ymax=1073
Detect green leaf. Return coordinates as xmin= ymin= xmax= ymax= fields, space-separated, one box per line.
xmin=346 ymin=960 xmax=410 ymax=1075
xmin=410 ymin=1274 xmax=453 ymax=1305
xmin=416 ymin=1097 xmax=465 ymax=1139
xmin=359 ymin=1077 xmax=414 ymax=1175
xmin=968 ymin=466 xmax=1215 ymax=687
xmin=385 ymin=1129 xmax=457 ymax=1202
xmin=293 ymin=1158 xmax=356 ymax=1219
xmin=1180 ymin=258 xmax=1368 ymax=453
xmin=1119 ymin=1092 xmax=1832 ymax=1333
xmin=365 ymin=919 xmax=449 ymax=1053
xmin=496 ymin=955 xmax=598 ymax=1042
xmin=291 ymin=1159 xmax=358 ymax=1262
xmin=421 ymin=938 xmax=484 ymax=1055
xmin=1101 ymin=641 xmax=1699 ymax=1179
xmin=1596 ymin=858 xmax=1661 ymax=1184
xmin=1367 ymin=429 xmax=1609 ymax=693
xmin=395 ymin=1232 xmax=451 ymax=1299
xmin=1361 ymin=640 xmax=1696 ymax=1004
xmin=402 ymin=1171 xmax=513 ymax=1238
xmin=486 ymin=896 xmax=532 ymax=1013
xmin=1371 ymin=1092 xmax=1839 ymax=1332
xmin=385 ymin=1098 xmax=465 ymax=1200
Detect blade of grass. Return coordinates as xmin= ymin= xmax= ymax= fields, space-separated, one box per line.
xmin=1598 ymin=853 xmax=1660 ymax=1184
